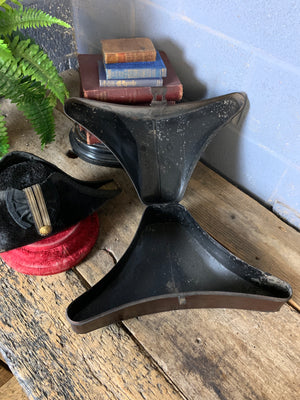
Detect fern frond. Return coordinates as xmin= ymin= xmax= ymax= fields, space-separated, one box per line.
xmin=1 ymin=0 xmax=22 ymax=7
xmin=8 ymin=34 xmax=68 ymax=103
xmin=0 ymin=58 xmax=48 ymax=103
xmin=9 ymin=1 xmax=23 ymax=6
xmin=0 ymin=5 xmax=71 ymax=35
xmin=0 ymin=37 xmax=12 ymax=60
xmin=0 ymin=0 xmax=9 ymax=9
xmin=0 ymin=1 xmax=12 ymax=11
xmin=0 ymin=112 xmax=9 ymax=157
xmin=18 ymin=97 xmax=55 ymax=147
xmin=0 ymin=1 xmax=68 ymax=151
xmin=0 ymin=61 xmax=56 ymax=148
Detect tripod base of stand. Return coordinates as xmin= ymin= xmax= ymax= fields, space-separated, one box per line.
xmin=67 ymin=205 xmax=292 ymax=333
xmin=69 ymin=125 xmax=121 ymax=168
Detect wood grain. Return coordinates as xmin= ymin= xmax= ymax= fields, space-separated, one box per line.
xmin=0 ymin=261 xmax=183 ymax=400
xmin=0 ymin=362 xmax=12 ymax=387
xmin=128 ymin=306 xmax=300 ymax=400
xmin=0 ymin=375 xmax=28 ymax=400
xmin=78 ymin=245 xmax=300 ymax=400
xmin=183 ymin=164 xmax=300 ymax=304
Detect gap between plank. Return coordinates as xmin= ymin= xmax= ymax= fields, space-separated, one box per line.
xmin=72 ymin=268 xmax=188 ymax=400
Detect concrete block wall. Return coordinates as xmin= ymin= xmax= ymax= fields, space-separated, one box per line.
xmin=34 ymin=0 xmax=300 ymax=229
xmin=23 ymin=0 xmax=77 ymax=72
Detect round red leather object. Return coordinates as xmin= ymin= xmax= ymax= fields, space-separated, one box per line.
xmin=1 ymin=213 xmax=99 ymax=275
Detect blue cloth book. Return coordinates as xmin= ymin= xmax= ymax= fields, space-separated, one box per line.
xmin=104 ymin=51 xmax=167 ymax=80
xmin=98 ymin=60 xmax=163 ymax=87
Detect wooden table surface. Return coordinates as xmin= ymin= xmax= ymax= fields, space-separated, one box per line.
xmin=0 ymin=71 xmax=299 ymax=400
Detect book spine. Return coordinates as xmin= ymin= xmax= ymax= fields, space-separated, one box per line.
xmin=104 ymin=51 xmax=156 ymax=64
xmin=83 ymin=86 xmax=183 ymax=104
xmin=105 ymin=67 xmax=167 ymax=80
xmin=99 ymin=78 xmax=164 ymax=87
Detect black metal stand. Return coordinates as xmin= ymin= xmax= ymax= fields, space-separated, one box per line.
xmin=64 ymin=93 xmax=292 ymax=333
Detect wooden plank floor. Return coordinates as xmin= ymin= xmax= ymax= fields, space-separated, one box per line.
xmin=0 ymin=356 xmax=27 ymax=399
xmin=0 ymin=70 xmax=299 ymax=399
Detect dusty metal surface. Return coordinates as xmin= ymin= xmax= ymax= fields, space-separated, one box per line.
xmin=67 ymin=204 xmax=292 ymax=333
xmin=64 ymin=92 xmax=248 ymax=204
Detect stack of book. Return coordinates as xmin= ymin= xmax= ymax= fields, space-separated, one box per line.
xmin=79 ymin=37 xmax=183 ymax=104
xmin=72 ymin=37 xmax=183 ymax=167
xmin=99 ymin=37 xmax=166 ymax=91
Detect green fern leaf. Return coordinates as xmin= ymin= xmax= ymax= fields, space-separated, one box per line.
xmin=0 ymin=2 xmax=12 ymax=11
xmin=0 ymin=112 xmax=9 ymax=157
xmin=8 ymin=34 xmax=68 ymax=103
xmin=18 ymin=97 xmax=55 ymax=147
xmin=0 ymin=1 xmax=69 ymax=151
xmin=0 ymin=58 xmax=48 ymax=103
xmin=0 ymin=1 xmax=22 ymax=7
xmin=0 ymin=37 xmax=12 ymax=61
xmin=0 ymin=58 xmax=23 ymax=100
xmin=0 ymin=5 xmax=71 ymax=35
xmin=9 ymin=1 xmax=23 ymax=6
xmin=0 ymin=61 xmax=56 ymax=148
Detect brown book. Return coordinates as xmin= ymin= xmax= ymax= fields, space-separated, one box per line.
xmin=101 ymin=37 xmax=156 ymax=64
xmin=78 ymin=51 xmax=183 ymax=104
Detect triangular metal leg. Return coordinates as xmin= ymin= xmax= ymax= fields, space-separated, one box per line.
xmin=67 ymin=204 xmax=292 ymax=333
xmin=64 ymin=92 xmax=248 ymax=204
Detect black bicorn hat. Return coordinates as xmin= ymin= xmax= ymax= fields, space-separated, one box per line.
xmin=0 ymin=151 xmax=120 ymax=252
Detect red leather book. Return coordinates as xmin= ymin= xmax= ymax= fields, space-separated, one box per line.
xmin=78 ymin=51 xmax=183 ymax=104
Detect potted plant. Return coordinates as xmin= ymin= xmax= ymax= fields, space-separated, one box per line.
xmin=0 ymin=0 xmax=71 ymax=157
